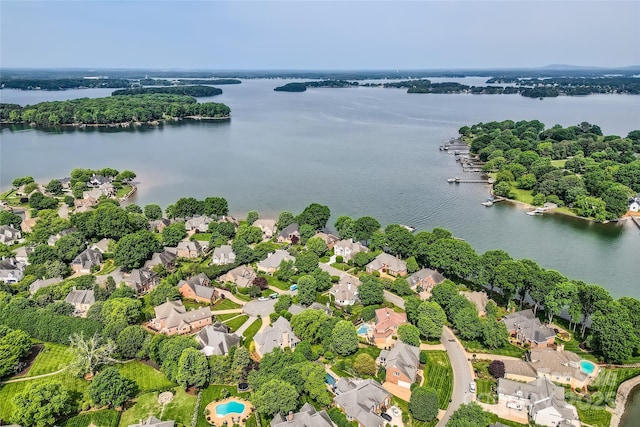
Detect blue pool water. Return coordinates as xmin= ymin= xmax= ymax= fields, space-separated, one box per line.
xmin=216 ymin=400 xmax=245 ymax=417
xmin=326 ymin=373 xmax=337 ymax=385
xmin=357 ymin=324 xmax=370 ymax=335
xmin=580 ymin=360 xmax=596 ymax=375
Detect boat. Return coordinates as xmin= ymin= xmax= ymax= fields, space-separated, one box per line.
xmin=481 ymin=201 xmax=493 ymax=207
xmin=400 ymin=224 xmax=416 ymax=233
xmin=447 ymin=178 xmax=456 ymax=183
xmin=525 ymin=208 xmax=546 ymax=216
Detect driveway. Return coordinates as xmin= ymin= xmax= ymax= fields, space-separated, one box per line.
xmin=216 ymin=289 xmax=247 ymax=305
xmin=437 ymin=326 xmax=475 ymax=427
xmin=243 ymin=299 xmax=276 ymax=317
xmin=383 ymin=290 xmax=405 ymax=308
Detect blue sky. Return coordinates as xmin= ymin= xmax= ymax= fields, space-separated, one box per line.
xmin=1 ymin=1 xmax=638 ymax=69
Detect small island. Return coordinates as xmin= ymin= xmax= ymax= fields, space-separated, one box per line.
xmin=453 ymin=120 xmax=640 ymax=221
xmin=111 ymin=85 xmax=222 ymax=97
xmin=274 ymin=80 xmax=359 ymax=92
xmin=0 ymin=93 xmax=231 ymax=128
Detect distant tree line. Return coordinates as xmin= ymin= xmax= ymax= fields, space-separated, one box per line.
xmin=274 ymin=80 xmax=359 ymax=92
xmin=0 ymin=78 xmax=131 ymax=90
xmin=112 ymin=85 xmax=222 ymax=97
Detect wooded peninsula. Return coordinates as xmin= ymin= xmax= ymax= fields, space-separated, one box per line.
xmin=0 ymin=94 xmax=231 ymax=127
xmin=111 ymin=85 xmax=222 ymax=97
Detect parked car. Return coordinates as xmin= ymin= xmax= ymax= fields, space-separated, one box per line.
xmin=469 ymin=382 xmax=476 ymax=393
xmin=289 ymin=284 xmax=298 ymax=291
xmin=391 ymin=406 xmax=400 ymax=417
xmin=258 ymin=296 xmax=269 ymax=301
xmin=381 ymin=413 xmax=392 ymax=422
xmin=269 ymin=293 xmax=279 ymax=299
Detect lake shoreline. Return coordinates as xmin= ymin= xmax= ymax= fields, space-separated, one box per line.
xmin=0 ymin=115 xmax=231 ymax=129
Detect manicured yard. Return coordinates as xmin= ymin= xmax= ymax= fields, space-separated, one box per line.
xmin=215 ymin=312 xmax=239 ymax=322
xmin=590 ymin=367 xmax=640 ymax=405
xmin=119 ymin=387 xmax=196 ymax=427
xmin=195 ymin=384 xmax=251 ymax=427
xmin=223 ymin=315 xmax=249 ymax=333
xmin=331 ymin=345 xmax=382 ymax=379
xmin=422 ymin=351 xmax=453 ymax=410
xmin=116 ymin=361 xmax=175 ymax=392
xmin=96 ymin=259 xmax=117 ymax=275
xmin=392 ymin=397 xmax=437 ymax=427
xmin=116 ymin=185 xmax=133 ymax=198
xmin=191 ymin=232 xmax=212 ymax=242
xmin=460 ymin=338 xmax=525 ymax=358
xmin=486 ymin=414 xmax=528 ymax=427
xmin=509 ymin=186 xmax=534 ymax=205
xmin=212 ymin=298 xmax=241 ymax=311
xmin=472 ymin=361 xmax=497 ymax=404
xmin=242 ymin=319 xmax=262 ymax=348
xmin=264 ymin=275 xmax=291 ymax=291
xmin=330 ymin=262 xmax=350 ymax=271
xmin=25 ymin=342 xmax=74 ymax=377
xmin=61 ymin=409 xmax=120 ymax=427
xmin=575 ymin=405 xmax=611 ymax=427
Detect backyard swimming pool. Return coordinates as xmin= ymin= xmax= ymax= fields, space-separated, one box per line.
xmin=326 ymin=373 xmax=337 ymax=385
xmin=357 ymin=324 xmax=372 ymax=335
xmin=580 ymin=360 xmax=596 ymax=375
xmin=215 ymin=400 xmax=245 ymax=417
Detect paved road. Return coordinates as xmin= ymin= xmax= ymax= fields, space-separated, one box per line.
xmin=383 ymin=290 xmax=405 ymax=308
xmin=437 ymin=327 xmax=475 ymax=427
xmin=243 ymin=299 xmax=276 ymax=317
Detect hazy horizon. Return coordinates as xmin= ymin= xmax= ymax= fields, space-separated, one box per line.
xmin=1 ymin=1 xmax=638 ymax=69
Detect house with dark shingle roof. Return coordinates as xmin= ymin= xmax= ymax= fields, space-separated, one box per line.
xmin=65 ymin=287 xmax=95 ymax=316
xmin=144 ymin=247 xmax=178 ymax=270
xmin=277 ymin=223 xmax=300 ymax=244
xmin=150 ymin=300 xmax=212 ymax=335
xmin=196 ymin=323 xmax=240 ymax=356
xmin=219 ymin=265 xmax=257 ymax=288
xmin=407 ymin=268 xmax=445 ymax=292
xmin=379 ymin=342 xmax=420 ymax=388
xmin=179 ymin=273 xmax=218 ymax=304
xmin=125 ymin=268 xmax=159 ymax=294
xmin=271 ymin=403 xmax=335 ymax=427
xmin=365 ymin=253 xmax=407 ymax=277
xmin=71 ymin=248 xmax=103 ymax=274
xmin=29 ymin=277 xmax=63 ymax=295
xmin=501 ymin=309 xmax=556 ymax=348
xmin=333 ymin=379 xmax=391 ymax=427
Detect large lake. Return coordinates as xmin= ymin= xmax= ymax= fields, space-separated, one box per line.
xmin=1 ymin=79 xmax=639 ymax=298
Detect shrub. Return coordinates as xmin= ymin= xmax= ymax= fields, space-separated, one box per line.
xmin=489 ymin=360 xmax=505 ymax=378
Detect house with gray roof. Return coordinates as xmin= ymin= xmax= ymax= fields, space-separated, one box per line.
xmin=149 ymin=218 xmax=171 ymax=232
xmin=379 ymin=342 xmax=420 ymax=389
xmin=29 ymin=277 xmax=63 ymax=295
xmin=71 ymin=248 xmax=103 ymax=274
xmin=90 ymin=238 xmax=113 ymax=254
xmin=330 ymin=273 xmax=361 ymax=306
xmin=253 ymin=219 xmax=277 ymax=239
xmin=177 ymin=240 xmax=203 ymax=258
xmin=128 ymin=416 xmax=174 ymax=427
xmin=333 ymin=379 xmax=391 ymax=427
xmin=463 ymin=291 xmax=489 ymax=316
xmin=271 ymin=403 xmax=335 ymax=427
xmin=257 ymin=250 xmax=295 ymax=275
xmin=47 ymin=228 xmax=78 ymax=246
xmin=277 ymin=223 xmax=300 ymax=244
xmin=179 ymin=273 xmax=217 ymax=304
xmin=365 ymin=253 xmax=407 ymax=277
xmin=407 ymin=268 xmax=445 ymax=291
xmin=0 ymin=225 xmax=21 ymax=245
xmin=65 ymin=287 xmax=95 ymax=316
xmin=0 ymin=258 xmax=24 ymax=284
xmin=334 ymin=239 xmax=368 ymax=262
xmin=185 ymin=216 xmax=214 ymax=232
xmin=125 ymin=268 xmax=159 ymax=294
xmin=14 ymin=246 xmax=34 ymax=264
xmin=497 ymin=377 xmax=580 ymax=427
xmin=144 ymin=247 xmax=178 ymax=270
xmin=212 ymin=245 xmax=236 ymax=265
xmin=501 ymin=309 xmax=556 ymax=348
xmin=219 ymin=265 xmax=256 ymax=288
xmin=150 ymin=300 xmax=212 ymax=336
xmin=195 ymin=323 xmax=240 ymax=356
xmin=254 ymin=316 xmax=300 ymax=358
xmin=313 ymin=232 xmax=340 ymax=249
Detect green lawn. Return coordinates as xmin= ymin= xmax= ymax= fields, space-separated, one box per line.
xmin=184 ymin=300 xmax=210 ymax=311
xmin=0 ymin=370 xmax=89 ymax=423
xmin=116 ymin=185 xmax=133 ymax=198
xmin=191 ymin=233 xmax=212 ymax=242
xmin=422 ymin=351 xmax=453 ymax=410
xmin=551 ymin=159 xmax=567 ymax=168
xmin=575 ymin=405 xmax=612 ymax=427
xmin=264 ymin=275 xmax=291 ymax=291
xmin=25 ymin=342 xmax=74 ymax=377
xmin=242 ymin=319 xmax=262 ymax=349
xmin=392 ymin=397 xmax=437 ymax=427
xmin=471 ymin=361 xmax=498 ymax=404
xmin=212 ymin=298 xmax=241 ymax=310
xmin=509 ymin=186 xmax=534 ymax=205
xmin=96 ymin=259 xmax=117 ymax=276
xmin=61 ymin=409 xmax=120 ymax=427
xmin=119 ymin=387 xmax=196 ymax=427
xmin=196 ymin=385 xmax=251 ymax=427
xmin=330 ymin=262 xmax=350 ymax=271
xmin=486 ymin=413 xmax=528 ymax=427
xmin=232 ymin=292 xmax=251 ymax=302
xmin=590 ymin=367 xmax=640 ymax=405
xmin=223 ymin=315 xmax=249 ymax=333
xmin=215 ymin=313 xmax=239 ymax=322
xmin=460 ymin=338 xmax=526 ymax=358
xmin=116 ymin=361 xmax=175 ymax=393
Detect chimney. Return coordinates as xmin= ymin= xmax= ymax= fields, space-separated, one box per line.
xmin=287 ymin=411 xmax=294 ymax=421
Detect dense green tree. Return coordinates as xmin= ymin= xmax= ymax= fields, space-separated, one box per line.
xmin=358 ymin=275 xmax=384 ymax=306
xmin=481 ymin=318 xmax=509 ymax=349
xmin=252 ymin=378 xmax=299 ymax=416
xmin=54 ymin=231 xmax=86 ymax=263
xmin=68 ymin=333 xmax=116 ymax=377
xmin=353 ymin=353 xmax=376 ymax=376
xmin=277 ymin=211 xmax=296 ymax=231
xmin=236 ymin=224 xmax=263 ymax=244
xmin=275 ymin=260 xmax=296 ymax=282
xmin=397 ymin=324 xmax=421 ymax=346
xmin=12 ymin=176 xmax=35 ymax=188
xmin=246 ymin=210 xmax=259 ymax=225
xmin=297 ymin=275 xmax=317 ymax=306
xmin=203 ymin=196 xmax=228 ymax=218
xmin=296 ymin=203 xmax=330 ymax=230
xmin=176 ymin=347 xmax=210 ymax=389
xmin=384 ymin=224 xmax=416 ymax=258
xmin=578 ymin=284 xmax=612 ymax=335
xmin=353 ymin=216 xmax=380 ymax=243
xmin=88 ymin=367 xmax=137 ymax=408
xmin=430 ymin=280 xmax=459 ymax=311
xmin=589 ymin=305 xmax=639 ymax=364
xmin=291 ymin=309 xmax=333 ymax=344
xmin=45 ymin=179 xmax=63 ymax=195
xmin=116 ymin=325 xmax=150 ymax=359
xmin=334 ymin=216 xmax=355 ymax=240
xmin=295 ymin=251 xmax=319 ymax=274
xmin=331 ymin=320 xmax=358 ymax=355
xmin=410 ymin=387 xmax=439 ymax=421
xmin=28 ymin=245 xmax=60 ymax=265
xmin=144 ymin=203 xmax=163 ymax=220
xmin=101 ymin=298 xmax=142 ymax=325
xmin=426 ymin=238 xmax=479 ymax=281
xmin=0 ymin=210 xmax=22 ymax=228
xmin=157 ymin=335 xmax=199 ymax=381
xmin=0 ymin=327 xmax=32 ymax=378
xmin=417 ymin=301 xmax=447 ymax=340
xmin=162 ymin=222 xmax=187 ymax=246
xmin=114 ymin=230 xmax=161 ymax=271
xmin=446 ymin=403 xmax=490 ymax=427
xmin=274 ymin=294 xmax=293 ymax=312
xmin=116 ymin=170 xmax=136 ymax=183
xmin=172 ymin=197 xmax=204 ymax=218
xmin=12 ymin=382 xmax=73 ymax=427
xmin=306 ymin=237 xmax=327 ymax=257
xmin=453 ymin=306 xmax=482 ymax=340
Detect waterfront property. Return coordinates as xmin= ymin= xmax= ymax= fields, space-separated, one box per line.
xmin=365 ymin=253 xmax=407 ymax=277
xmin=407 ymin=268 xmax=445 ymax=292
xmin=334 ymin=239 xmax=368 ymax=262
xmin=501 ymin=309 xmax=556 ymax=348
xmin=253 ymin=219 xmax=277 ymax=239
xmin=276 ymin=222 xmax=300 ymax=244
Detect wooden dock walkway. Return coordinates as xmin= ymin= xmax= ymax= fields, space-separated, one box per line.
xmin=632 ymin=216 xmax=640 ymax=230
xmin=447 ymin=177 xmax=493 ymax=184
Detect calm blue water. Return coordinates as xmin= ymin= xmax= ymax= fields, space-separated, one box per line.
xmin=579 ymin=360 xmax=596 ymax=375
xmin=215 ymin=400 xmax=245 ymax=416
xmin=326 ymin=373 xmax=337 ymax=386
xmin=357 ymin=324 xmax=371 ymax=335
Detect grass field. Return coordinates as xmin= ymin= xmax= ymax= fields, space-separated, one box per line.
xmin=550 ymin=159 xmax=567 ymax=168
xmin=590 ymin=367 xmax=640 ymax=405
xmin=460 ymin=338 xmax=525 ymax=358
xmin=509 ymin=187 xmax=534 ymax=205
xmin=264 ymin=275 xmax=291 ymax=291
xmin=118 ymin=387 xmax=196 ymax=427
xmin=61 ymin=409 xmax=120 ymax=427
xmin=116 ymin=185 xmax=133 ymax=198
xmin=195 ymin=385 xmax=251 ymax=427
xmin=215 ymin=312 xmax=240 ymax=322
xmin=223 ymin=315 xmax=249 ymax=333
xmin=422 ymin=351 xmax=453 ymax=410
xmin=191 ymin=233 xmax=212 ymax=242
xmin=212 ymin=298 xmax=241 ymax=311
xmin=25 ymin=342 xmax=74 ymax=377
xmin=116 ymin=361 xmax=175 ymax=393
xmin=242 ymin=319 xmax=262 ymax=348
xmin=575 ymin=405 xmax=612 ymax=427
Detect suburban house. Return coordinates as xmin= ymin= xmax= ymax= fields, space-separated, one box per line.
xmin=178 ymin=274 xmax=218 ymax=304
xmin=503 ymin=346 xmax=593 ymax=390
xmin=88 ymin=173 xmax=111 ymax=187
xmin=253 ymin=316 xmax=300 ymax=358
xmin=497 ymin=377 xmax=580 ymax=427
xmin=149 ymin=218 xmax=171 ymax=232
xmin=313 ymin=232 xmax=340 ymax=249
xmin=219 ymin=265 xmax=257 ymax=288
xmin=0 ymin=225 xmax=21 ymax=245
xmin=47 ymin=227 xmax=78 ymax=246
xmin=257 ymin=250 xmax=296 ymax=275
xmin=407 ymin=268 xmax=445 ymax=291
xmin=20 ymin=216 xmax=38 ymax=233
xmin=330 ymin=273 xmax=361 ymax=306
xmin=125 ymin=268 xmax=159 ymax=294
xmin=0 ymin=258 xmax=24 ymax=283
xmin=377 ymin=342 xmax=421 ymax=388
xmin=277 ymin=223 xmax=300 ymax=244
xmin=271 ymin=403 xmax=335 ymax=427
xmin=629 ymin=194 xmax=640 ymax=212
xmin=333 ymin=379 xmax=392 ymax=427
xmin=185 ymin=216 xmax=214 ymax=232
xmin=195 ymin=323 xmax=240 ymax=356
xmin=373 ymin=308 xmax=408 ymax=348
xmin=501 ymin=309 xmax=556 ymax=348
xmin=463 ymin=291 xmax=489 ymax=316
xmin=72 ymin=248 xmax=103 ymax=274
xmin=144 ymin=247 xmax=178 ymax=270
xmin=128 ymin=416 xmax=174 ymax=427
xmin=14 ymin=246 xmax=33 ymax=264
xmin=365 ymin=253 xmax=407 ymax=277
xmin=253 ymin=219 xmax=277 ymax=239
xmin=82 ymin=188 xmax=109 ymax=200
xmin=334 ymin=239 xmax=368 ymax=262
xmin=74 ymin=197 xmax=98 ymax=210
xmin=65 ymin=288 xmax=95 ymax=317
xmin=29 ymin=277 xmax=63 ymax=295
xmin=150 ymin=300 xmax=212 ymax=335
xmin=90 ymin=238 xmax=113 ymax=254
xmin=176 ymin=240 xmax=203 ymax=258
xmin=211 ymin=245 xmax=236 ymax=265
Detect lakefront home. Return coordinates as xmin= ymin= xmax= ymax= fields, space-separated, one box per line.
xmin=144 ymin=247 xmax=178 ymax=270
xmin=149 ymin=218 xmax=171 ymax=232
xmin=407 ymin=268 xmax=445 ymax=291
xmin=253 ymin=219 xmax=277 ymax=239
xmin=195 ymin=323 xmax=240 ymax=356
xmin=313 ymin=231 xmax=340 ymax=249
xmin=276 ymin=222 xmax=300 ymax=244
xmin=253 ymin=316 xmax=300 ymax=357
xmin=333 ymin=379 xmax=391 ymax=427
xmin=365 ymin=253 xmax=407 ymax=277
xmin=71 ymin=248 xmax=103 ymax=274
xmin=218 ymin=265 xmax=257 ymax=288
xmin=150 ymin=300 xmax=212 ymax=335
xmin=377 ymin=341 xmax=421 ymax=389
xmin=334 ymin=239 xmax=368 ymax=262
xmin=373 ymin=308 xmax=407 ymax=348
xmin=257 ymin=250 xmax=296 ymax=275
xmin=185 ymin=215 xmax=214 ymax=232
xmin=211 ymin=245 xmax=236 ymax=265
xmin=501 ymin=309 xmax=556 ymax=348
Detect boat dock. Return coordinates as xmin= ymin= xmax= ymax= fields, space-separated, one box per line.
xmin=632 ymin=216 xmax=640 ymax=230
xmin=447 ymin=177 xmax=494 ymax=184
